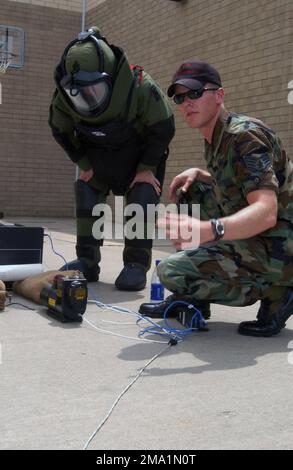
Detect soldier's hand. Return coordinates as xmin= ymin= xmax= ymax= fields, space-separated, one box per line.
xmin=157 ymin=212 xmax=200 ymax=250
xmin=168 ymin=168 xmax=199 ymax=203
xmin=129 ymin=170 xmax=161 ymax=196
xmin=79 ymin=167 xmax=94 ymax=182
xmin=169 ymin=168 xmax=213 ymax=203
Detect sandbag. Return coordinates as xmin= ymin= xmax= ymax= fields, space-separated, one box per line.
xmin=0 ymin=279 xmax=8 ymax=311
xmin=13 ymin=270 xmax=80 ymax=305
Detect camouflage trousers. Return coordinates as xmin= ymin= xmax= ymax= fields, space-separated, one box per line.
xmin=158 ymin=182 xmax=289 ymax=313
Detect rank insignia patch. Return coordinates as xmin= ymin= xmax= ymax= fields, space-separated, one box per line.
xmin=243 ymin=153 xmax=272 ymax=172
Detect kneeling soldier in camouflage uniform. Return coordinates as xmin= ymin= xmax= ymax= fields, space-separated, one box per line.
xmin=139 ymin=60 xmax=293 ymax=337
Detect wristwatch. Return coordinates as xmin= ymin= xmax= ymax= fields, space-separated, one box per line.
xmin=210 ymin=218 xmax=225 ymax=241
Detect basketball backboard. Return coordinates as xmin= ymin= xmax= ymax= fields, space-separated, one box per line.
xmin=0 ymin=25 xmax=25 ymax=72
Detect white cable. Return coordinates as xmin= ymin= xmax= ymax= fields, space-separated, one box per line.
xmin=86 ymin=299 xmax=181 ymax=342
xmin=83 ymin=343 xmax=172 ymax=450
xmin=88 ymin=299 xmax=146 ymax=318
xmin=83 ymin=317 xmax=168 ymax=344
xmin=87 ymin=300 xmax=182 ymax=343
xmin=87 ymin=300 xmax=152 ymax=324
xmin=100 ymin=319 xmax=137 ymax=326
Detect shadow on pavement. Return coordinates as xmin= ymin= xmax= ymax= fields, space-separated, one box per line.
xmin=117 ymin=321 xmax=293 ymax=375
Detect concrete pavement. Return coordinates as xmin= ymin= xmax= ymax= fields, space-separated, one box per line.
xmin=0 ymin=218 xmax=292 ymax=450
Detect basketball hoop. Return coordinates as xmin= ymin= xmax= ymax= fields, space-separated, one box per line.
xmin=0 ymin=57 xmax=11 ymax=74
xmin=0 ymin=25 xmax=25 ymax=72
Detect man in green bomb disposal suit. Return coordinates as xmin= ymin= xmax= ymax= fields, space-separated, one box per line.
xmin=49 ymin=27 xmax=175 ymax=290
xmin=140 ymin=60 xmax=293 ymax=337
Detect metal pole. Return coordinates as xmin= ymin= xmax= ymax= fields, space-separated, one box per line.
xmin=81 ymin=0 xmax=87 ymax=32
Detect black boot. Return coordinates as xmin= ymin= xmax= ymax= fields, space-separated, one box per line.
xmin=115 ymin=263 xmax=147 ymax=291
xmin=238 ymin=317 xmax=281 ymax=337
xmin=139 ymin=294 xmax=211 ymax=320
xmin=278 ymin=287 xmax=293 ymax=327
xmin=238 ymin=288 xmax=293 ymax=337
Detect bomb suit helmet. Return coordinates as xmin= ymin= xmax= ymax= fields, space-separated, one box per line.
xmin=57 ymin=28 xmax=117 ymax=117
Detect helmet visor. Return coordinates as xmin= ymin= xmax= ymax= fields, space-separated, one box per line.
xmin=61 ymin=71 xmax=112 ymax=116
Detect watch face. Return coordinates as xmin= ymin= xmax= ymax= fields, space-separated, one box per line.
xmin=216 ymin=220 xmax=225 ymax=236
xmin=211 ymin=219 xmax=225 ymax=240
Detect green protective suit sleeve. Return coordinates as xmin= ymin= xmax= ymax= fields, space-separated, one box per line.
xmin=135 ymin=73 xmax=175 ymax=171
xmin=48 ymin=91 xmax=92 ymax=171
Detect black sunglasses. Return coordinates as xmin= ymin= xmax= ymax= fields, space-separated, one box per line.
xmin=173 ymin=87 xmax=219 ymax=105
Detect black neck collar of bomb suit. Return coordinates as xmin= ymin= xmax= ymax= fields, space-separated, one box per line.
xmin=54 ymin=29 xmax=126 ymax=113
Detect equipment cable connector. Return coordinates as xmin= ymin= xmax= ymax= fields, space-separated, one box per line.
xmin=168 ymin=337 xmax=178 ymax=346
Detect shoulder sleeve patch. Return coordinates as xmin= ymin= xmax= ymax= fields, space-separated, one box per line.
xmin=242 ymin=152 xmax=272 ymax=173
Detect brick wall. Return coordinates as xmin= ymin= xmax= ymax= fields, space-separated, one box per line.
xmin=88 ymin=0 xmax=293 ymax=202
xmin=0 ymin=0 xmax=80 ymax=216
xmin=0 ymin=0 xmax=292 ymax=216
xmin=6 ymin=0 xmax=83 ymax=12
xmin=88 ymin=0 xmax=106 ymax=9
